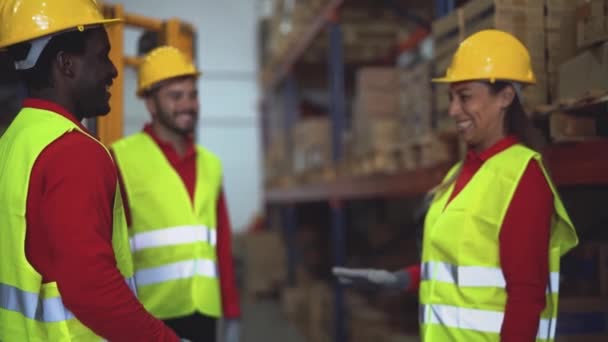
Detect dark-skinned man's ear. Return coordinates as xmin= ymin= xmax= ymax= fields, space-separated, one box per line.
xmin=56 ymin=51 xmax=74 ymax=77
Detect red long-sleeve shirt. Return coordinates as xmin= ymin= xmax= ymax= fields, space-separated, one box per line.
xmin=23 ymin=98 xmax=179 ymax=342
xmin=113 ymin=123 xmax=241 ymax=319
xmin=406 ymin=136 xmax=552 ymax=341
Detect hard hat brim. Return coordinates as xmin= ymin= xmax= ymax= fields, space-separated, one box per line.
xmin=136 ymin=70 xmax=202 ymax=98
xmin=0 ymin=18 xmax=123 ymax=49
xmin=431 ymin=76 xmax=536 ymax=85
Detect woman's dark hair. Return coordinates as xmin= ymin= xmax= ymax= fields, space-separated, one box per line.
xmin=488 ymin=81 xmax=544 ymax=151
xmin=7 ymin=28 xmax=98 ymax=91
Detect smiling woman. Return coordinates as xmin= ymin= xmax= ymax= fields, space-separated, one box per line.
xmin=333 ymin=29 xmax=579 ymax=342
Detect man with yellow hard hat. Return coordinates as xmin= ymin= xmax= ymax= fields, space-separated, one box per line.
xmin=111 ymin=46 xmax=241 ymax=342
xmin=0 ymin=0 xmax=181 ymax=341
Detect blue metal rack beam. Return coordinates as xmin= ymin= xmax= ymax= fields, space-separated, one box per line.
xmin=328 ymin=14 xmax=347 ymax=342
xmin=282 ymin=73 xmax=299 ymax=287
xmin=330 ymin=200 xmax=347 ymax=342
xmin=283 ymin=73 xmax=299 ymax=159
xmin=435 ymin=0 xmax=455 ymax=18
xmin=281 ymin=205 xmax=297 ymax=286
xmin=328 ymin=20 xmax=346 ymax=163
xmin=383 ymin=0 xmax=432 ymax=30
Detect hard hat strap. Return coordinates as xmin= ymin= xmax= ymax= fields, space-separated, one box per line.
xmin=511 ymin=82 xmax=523 ymax=101
xmin=13 ymin=24 xmax=103 ymax=71
xmin=14 ymin=35 xmax=53 ymax=70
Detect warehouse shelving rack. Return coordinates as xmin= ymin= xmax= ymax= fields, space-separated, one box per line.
xmin=261 ymin=1 xmax=456 ymax=341
xmin=260 ymin=1 xmax=608 ymax=341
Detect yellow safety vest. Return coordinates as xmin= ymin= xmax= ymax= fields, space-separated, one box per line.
xmin=420 ymin=144 xmax=578 ymax=342
xmin=0 ymin=106 xmax=136 ymax=342
xmin=111 ymin=132 xmax=223 ymax=319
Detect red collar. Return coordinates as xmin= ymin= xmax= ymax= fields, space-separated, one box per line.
xmin=466 ymin=135 xmax=519 ymax=162
xmin=22 ymin=98 xmax=88 ymax=132
xmin=142 ymin=123 xmax=196 ymax=158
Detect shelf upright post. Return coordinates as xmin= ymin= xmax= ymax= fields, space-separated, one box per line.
xmin=328 ymin=9 xmax=347 ymax=342
xmin=328 ymin=14 xmax=346 ymax=163
xmin=283 ymin=73 xmax=299 ymax=167
xmin=432 ymin=0 xmax=454 ymax=129
xmin=260 ymin=96 xmax=270 ymax=156
xmin=281 ymin=204 xmax=297 ymax=286
xmin=330 ymin=198 xmax=347 ymax=342
xmin=282 ymin=73 xmax=299 ymax=287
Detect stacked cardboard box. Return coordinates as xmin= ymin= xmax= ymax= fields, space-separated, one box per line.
xmin=242 ymin=231 xmax=287 ymax=298
xmin=400 ymin=62 xmax=433 ymax=139
xmin=352 ymin=65 xmax=456 ymax=173
xmin=266 ymin=0 xmax=329 ymax=67
xmin=575 ymin=0 xmax=608 ymax=49
xmin=264 ymin=134 xmax=292 ymax=187
xmin=546 ymin=1 xmax=578 ymax=102
xmin=280 ymin=280 xmax=333 ymax=342
xmin=282 ymin=282 xmax=410 ymax=342
xmin=301 ymin=6 xmax=414 ymax=63
xmin=558 ymin=41 xmax=608 ymax=101
xmin=349 ymin=308 xmax=393 ymax=342
xmin=352 ymin=67 xmax=405 ymax=159
xmin=292 ymin=117 xmax=332 ymax=175
xmin=549 ymin=112 xmax=598 ymax=142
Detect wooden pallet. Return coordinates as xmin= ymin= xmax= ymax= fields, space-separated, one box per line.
xmin=530 ymin=90 xmax=608 ymax=142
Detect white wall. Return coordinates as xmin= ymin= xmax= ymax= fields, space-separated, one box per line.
xmin=117 ymin=0 xmax=262 ymax=232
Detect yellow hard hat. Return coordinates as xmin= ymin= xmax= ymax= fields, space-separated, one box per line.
xmin=432 ymin=29 xmax=536 ymax=84
xmin=137 ymin=46 xmax=201 ymax=97
xmin=0 ymin=0 xmax=121 ymax=48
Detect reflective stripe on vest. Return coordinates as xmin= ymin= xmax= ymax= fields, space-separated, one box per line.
xmin=134 ymin=259 xmax=217 ymax=286
xmin=420 ymin=304 xmax=556 ymax=340
xmin=421 ymin=261 xmax=560 ymax=293
xmin=0 ymin=277 xmax=136 ymax=323
xmin=130 ymin=225 xmax=217 ymax=252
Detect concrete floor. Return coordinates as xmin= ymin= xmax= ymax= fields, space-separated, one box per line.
xmin=241 ymin=299 xmax=306 ymax=342
xmin=238 ymin=298 xmax=420 ymax=342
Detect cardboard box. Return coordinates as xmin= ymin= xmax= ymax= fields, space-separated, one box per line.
xmin=414 ymin=132 xmax=455 ymax=168
xmin=307 ymin=281 xmax=333 ymax=342
xmin=575 ymin=0 xmax=608 ymax=49
xmin=400 ymin=63 xmax=433 ymax=139
xmin=292 ymin=117 xmax=331 ymax=173
xmin=356 ymin=67 xmax=400 ymax=91
xmin=243 ymin=231 xmax=287 ymax=296
xmin=433 ymin=82 xmax=451 ymax=120
xmin=355 ymin=90 xmax=401 ymax=117
xmin=264 ymin=134 xmax=291 ymax=185
xmin=546 ymin=2 xmax=578 ymax=101
xmin=558 ymin=41 xmax=608 ymax=101
xmin=550 ymin=112 xmax=597 ymax=141
xmin=281 ymin=286 xmax=308 ymax=322
xmin=352 ymin=116 xmax=408 ymax=157
xmin=349 ymin=308 xmax=393 ymax=342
